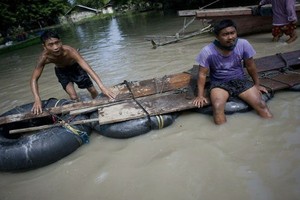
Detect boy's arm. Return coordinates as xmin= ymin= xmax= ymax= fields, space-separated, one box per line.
xmin=30 ymin=55 xmax=46 ymax=114
xmin=71 ymin=48 xmax=116 ymax=99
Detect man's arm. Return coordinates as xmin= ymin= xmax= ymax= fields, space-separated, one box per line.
xmin=30 ymin=55 xmax=46 ymax=114
xmin=286 ymin=0 xmax=298 ymax=23
xmin=245 ymin=57 xmax=268 ymax=93
xmin=193 ymin=66 xmax=209 ymax=108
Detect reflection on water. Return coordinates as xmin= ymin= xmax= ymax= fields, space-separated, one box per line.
xmin=0 ymin=12 xmax=300 ymax=200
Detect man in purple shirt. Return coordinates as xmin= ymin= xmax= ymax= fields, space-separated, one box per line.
xmin=193 ymin=19 xmax=273 ymax=125
xmin=259 ymin=0 xmax=298 ymax=43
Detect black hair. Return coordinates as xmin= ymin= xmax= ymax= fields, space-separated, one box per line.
xmin=213 ymin=19 xmax=237 ymax=35
xmin=40 ymin=30 xmax=60 ymax=44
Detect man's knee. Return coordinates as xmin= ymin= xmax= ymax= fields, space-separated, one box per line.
xmin=212 ymin=98 xmax=226 ymax=111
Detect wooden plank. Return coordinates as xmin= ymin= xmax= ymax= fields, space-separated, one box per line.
xmin=0 ymin=97 xmax=112 ymax=125
xmin=195 ymin=4 xmax=300 ymax=18
xmin=178 ymin=10 xmax=198 ymax=17
xmin=256 ymin=54 xmax=287 ymax=72
xmin=256 ymin=50 xmax=300 ymax=72
xmin=97 ymin=92 xmax=203 ymax=125
xmin=196 ymin=7 xmax=253 ymax=18
xmin=270 ymin=73 xmax=300 ymax=87
xmin=0 ymin=71 xmax=194 ymax=125
xmin=259 ymin=78 xmax=290 ymax=91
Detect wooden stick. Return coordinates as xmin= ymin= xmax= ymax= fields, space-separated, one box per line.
xmin=9 ymin=118 xmax=99 ymax=134
xmin=69 ymin=106 xmax=102 ymax=115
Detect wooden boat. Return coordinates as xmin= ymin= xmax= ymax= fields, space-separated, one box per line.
xmin=1 ymin=50 xmax=300 ymax=171
xmin=0 ymin=36 xmax=40 ymax=55
xmin=178 ymin=4 xmax=300 ymax=36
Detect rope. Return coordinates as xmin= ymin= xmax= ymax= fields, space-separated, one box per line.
xmin=155 ymin=115 xmax=164 ymax=129
xmin=123 ymin=80 xmax=153 ymax=129
xmin=159 ymin=76 xmax=167 ymax=93
xmin=43 ymin=99 xmax=89 ymax=144
xmin=153 ymin=75 xmax=167 ymax=94
xmin=59 ymin=121 xmax=89 ymax=144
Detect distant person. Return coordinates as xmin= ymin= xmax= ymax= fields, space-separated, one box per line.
xmin=193 ymin=19 xmax=273 ymax=125
xmin=30 ymin=30 xmax=116 ymax=115
xmin=258 ymin=0 xmax=298 ymax=43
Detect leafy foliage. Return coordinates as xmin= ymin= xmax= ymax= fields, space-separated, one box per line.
xmin=74 ymin=0 xmax=111 ymax=8
xmin=0 ymin=0 xmax=248 ymax=37
xmin=0 ymin=0 xmax=70 ymax=36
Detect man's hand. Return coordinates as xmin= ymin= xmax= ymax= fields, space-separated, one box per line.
xmin=256 ymin=85 xmax=268 ymax=94
xmin=31 ymin=100 xmax=43 ymax=115
xmin=193 ymin=96 xmax=208 ymax=108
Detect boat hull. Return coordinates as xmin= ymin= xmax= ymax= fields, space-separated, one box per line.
xmin=178 ymin=4 xmax=300 ymax=35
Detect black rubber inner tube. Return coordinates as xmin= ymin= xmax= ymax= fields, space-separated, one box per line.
xmin=194 ymin=93 xmax=274 ymax=115
xmin=290 ymin=83 xmax=300 ymax=91
xmin=0 ymin=98 xmax=91 ymax=172
xmin=90 ymin=111 xmax=178 ymax=139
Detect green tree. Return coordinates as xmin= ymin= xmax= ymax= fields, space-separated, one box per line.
xmin=0 ymin=0 xmax=70 ymax=36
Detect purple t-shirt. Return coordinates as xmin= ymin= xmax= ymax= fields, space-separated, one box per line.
xmin=195 ymin=38 xmax=256 ymax=82
xmin=260 ymin=0 xmax=298 ymax=25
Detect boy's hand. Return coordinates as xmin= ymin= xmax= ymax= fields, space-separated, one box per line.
xmin=31 ymin=100 xmax=43 ymax=115
xmin=102 ymin=88 xmax=116 ymax=100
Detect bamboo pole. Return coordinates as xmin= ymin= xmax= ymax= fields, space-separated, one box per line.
xmin=9 ymin=118 xmax=98 ymax=134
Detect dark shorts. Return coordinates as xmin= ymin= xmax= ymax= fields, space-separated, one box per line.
xmin=209 ymin=79 xmax=254 ymax=97
xmin=272 ymin=23 xmax=297 ymax=37
xmin=55 ymin=63 xmax=93 ymax=90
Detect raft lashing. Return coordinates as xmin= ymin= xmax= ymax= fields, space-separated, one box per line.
xmin=0 ymin=98 xmax=91 ymax=172
xmin=90 ymin=112 xmax=178 ymax=139
xmin=89 ymin=79 xmax=178 ymax=138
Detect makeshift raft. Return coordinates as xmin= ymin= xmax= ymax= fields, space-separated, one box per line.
xmin=1 ymin=50 xmax=300 ymax=171
xmin=1 ymin=50 xmax=300 ymax=129
xmin=178 ymin=3 xmax=300 ymax=36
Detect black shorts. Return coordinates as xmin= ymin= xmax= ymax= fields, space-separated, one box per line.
xmin=209 ymin=78 xmax=253 ymax=97
xmin=55 ymin=63 xmax=94 ymax=90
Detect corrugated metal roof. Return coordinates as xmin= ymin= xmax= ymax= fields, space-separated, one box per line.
xmin=65 ymin=4 xmax=99 ymax=15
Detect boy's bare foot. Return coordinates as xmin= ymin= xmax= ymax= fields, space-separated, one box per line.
xmin=286 ymin=35 xmax=298 ymax=43
xmin=272 ymin=36 xmax=280 ymax=42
